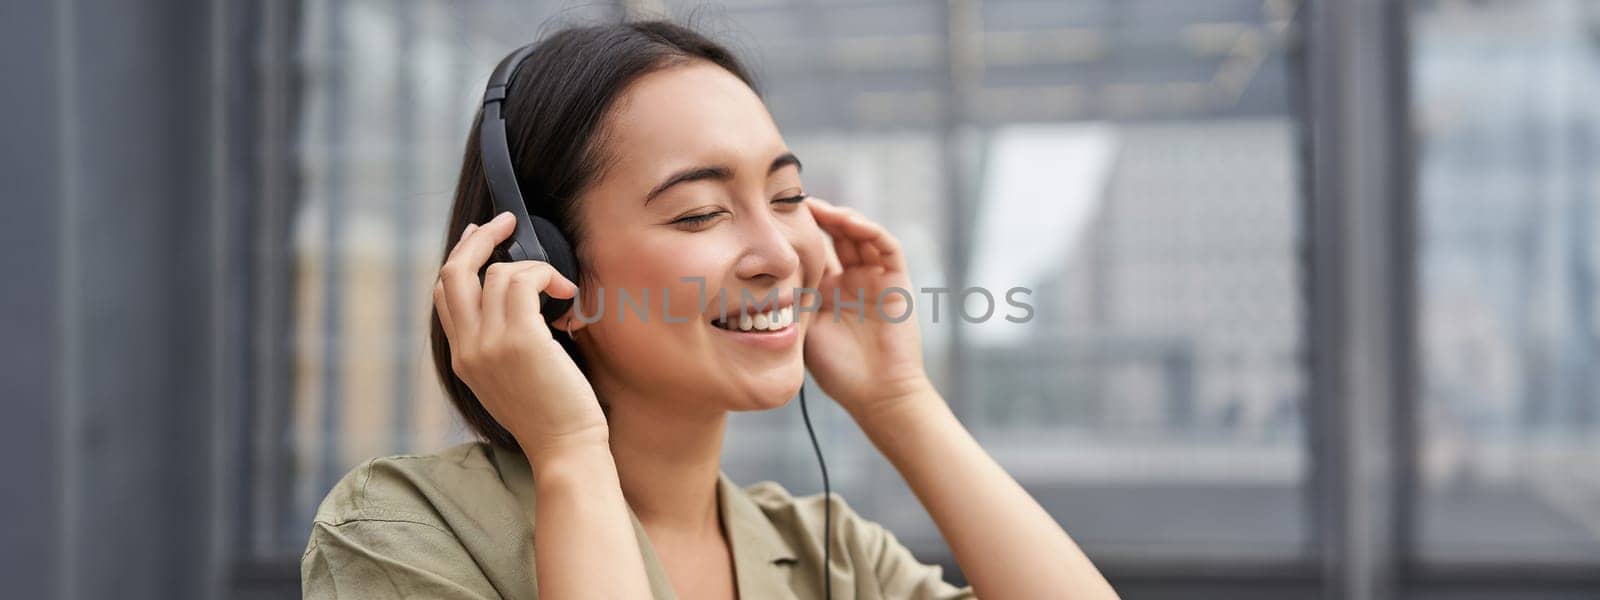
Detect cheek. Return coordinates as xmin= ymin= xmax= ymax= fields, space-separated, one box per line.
xmin=586 ymin=236 xmax=729 ymax=339
xmin=580 ymin=248 xmax=717 ymax=379
xmin=592 ymin=231 xmax=728 ymax=295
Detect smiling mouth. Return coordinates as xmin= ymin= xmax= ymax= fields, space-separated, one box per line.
xmin=711 ymin=305 xmax=796 ymax=332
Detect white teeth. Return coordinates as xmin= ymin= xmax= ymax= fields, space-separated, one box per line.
xmin=714 ymin=306 xmax=795 ymax=332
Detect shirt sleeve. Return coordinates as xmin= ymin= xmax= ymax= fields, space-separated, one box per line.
xmin=302 ymin=517 xmax=504 ymax=599
xmin=856 ymin=514 xmax=977 ymax=600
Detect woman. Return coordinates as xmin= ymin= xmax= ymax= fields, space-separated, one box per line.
xmin=302 ymin=20 xmax=1116 ymax=600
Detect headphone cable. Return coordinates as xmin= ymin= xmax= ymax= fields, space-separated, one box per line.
xmin=797 ymin=382 xmax=831 ymax=600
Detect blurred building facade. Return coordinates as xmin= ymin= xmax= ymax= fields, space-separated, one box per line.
xmin=1413 ymin=0 xmax=1600 ymax=563
xmin=272 ymin=0 xmax=1314 ymax=567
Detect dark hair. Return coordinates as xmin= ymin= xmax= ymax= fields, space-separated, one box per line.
xmin=429 ymin=20 xmax=760 ymax=451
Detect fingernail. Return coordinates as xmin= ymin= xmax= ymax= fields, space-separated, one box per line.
xmin=495 ymin=211 xmax=513 ymax=223
xmin=461 ymin=223 xmax=474 ymax=237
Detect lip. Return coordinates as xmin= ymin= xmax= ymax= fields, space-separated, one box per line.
xmin=708 ymin=314 xmax=802 ymax=351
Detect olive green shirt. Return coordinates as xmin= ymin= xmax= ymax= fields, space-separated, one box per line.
xmin=302 ymin=442 xmax=975 ymax=599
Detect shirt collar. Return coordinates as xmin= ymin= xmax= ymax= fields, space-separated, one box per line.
xmin=718 ymin=471 xmax=802 ymax=599
xmin=490 ymin=445 xmax=799 ymax=600
xmin=718 ymin=470 xmax=800 ymax=562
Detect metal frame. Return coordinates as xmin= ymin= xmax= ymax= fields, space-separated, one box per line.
xmin=1299 ymin=0 xmax=1418 ymax=598
xmin=941 ymin=0 xmax=982 ymax=418
xmin=240 ymin=0 xmax=305 ymax=565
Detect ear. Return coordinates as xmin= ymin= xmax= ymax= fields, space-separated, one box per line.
xmin=553 ymin=305 xmax=597 ymax=338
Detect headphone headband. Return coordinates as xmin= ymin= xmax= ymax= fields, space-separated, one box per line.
xmin=477 ymin=43 xmax=578 ymax=321
xmin=479 ymin=43 xmax=548 ymax=264
xmin=485 ymin=43 xmax=539 ymax=106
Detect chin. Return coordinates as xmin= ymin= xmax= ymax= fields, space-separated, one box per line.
xmin=704 ymin=352 xmax=806 ymax=412
xmin=721 ymin=367 xmax=805 ymax=412
xmin=728 ymin=393 xmax=793 ymax=413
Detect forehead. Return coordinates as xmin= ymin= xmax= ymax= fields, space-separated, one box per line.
xmin=600 ymin=60 xmax=785 ymax=178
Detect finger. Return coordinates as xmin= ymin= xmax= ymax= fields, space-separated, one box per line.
xmin=805 ymin=198 xmax=909 ymax=271
xmin=810 ymin=202 xmax=873 ymax=240
xmin=829 ymin=226 xmax=862 ymax=267
xmin=480 ymin=261 xmax=518 ymax=334
xmin=819 ymin=209 xmax=908 ymax=268
xmin=433 ymin=278 xmax=456 ymax=338
xmin=505 ymin=262 xmax=576 ymax=331
xmin=858 ymin=237 xmax=883 ymax=267
xmin=805 ymin=196 xmax=843 ymax=212
xmin=820 ymin=229 xmax=844 ymax=278
xmin=537 ymin=268 xmax=582 ymax=329
xmin=812 ymin=213 xmax=861 ymax=265
xmin=828 ymin=210 xmax=888 ymax=242
xmin=450 ymin=222 xmax=478 ymax=253
xmin=544 ymin=268 xmax=579 ymax=299
xmin=815 ymin=270 xmax=842 ymax=310
xmin=806 ymin=198 xmax=856 ymax=224
xmin=832 ymin=213 xmax=906 ymax=272
xmin=441 ymin=212 xmax=515 ymax=331
xmin=434 ymin=223 xmax=474 ymax=338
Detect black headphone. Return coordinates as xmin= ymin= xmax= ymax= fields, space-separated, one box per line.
xmin=479 ymin=42 xmax=834 ymax=599
xmin=479 ymin=43 xmax=579 ymax=324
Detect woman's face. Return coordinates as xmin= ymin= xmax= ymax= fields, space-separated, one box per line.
xmin=568 ymin=60 xmax=830 ymax=414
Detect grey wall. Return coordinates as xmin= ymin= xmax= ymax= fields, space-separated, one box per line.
xmin=1 ymin=1 xmax=237 ymax=598
xmin=1 ymin=1 xmax=66 ymax=597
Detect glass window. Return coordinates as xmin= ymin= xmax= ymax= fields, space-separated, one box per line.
xmin=952 ymin=0 xmax=1308 ymax=561
xmin=691 ymin=0 xmax=1311 ymax=564
xmin=1412 ymin=0 xmax=1600 ymax=565
xmin=264 ymin=0 xmax=1310 ymax=568
xmin=270 ymin=0 xmax=618 ymax=555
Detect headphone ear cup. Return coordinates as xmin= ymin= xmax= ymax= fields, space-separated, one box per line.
xmin=528 ymin=214 xmax=578 ymax=325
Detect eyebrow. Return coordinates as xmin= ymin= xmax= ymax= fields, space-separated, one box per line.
xmin=644 ymin=152 xmax=804 ymax=205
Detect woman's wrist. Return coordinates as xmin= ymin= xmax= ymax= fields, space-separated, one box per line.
xmin=853 ymin=385 xmax=963 ymax=470
xmin=846 ymin=374 xmax=944 ymax=435
xmin=520 ymin=424 xmax=613 ymax=475
xmin=528 ymin=437 xmax=620 ymax=498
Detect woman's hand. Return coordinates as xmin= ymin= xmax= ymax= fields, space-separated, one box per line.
xmin=804 ymin=199 xmax=1118 ymax=599
xmin=433 ymin=211 xmax=605 ymax=461
xmin=803 ymin=198 xmax=938 ymax=425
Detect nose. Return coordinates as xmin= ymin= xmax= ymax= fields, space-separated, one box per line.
xmin=731 ymin=209 xmax=801 ymax=284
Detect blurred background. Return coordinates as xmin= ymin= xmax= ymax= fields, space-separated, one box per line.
xmin=3 ymin=0 xmax=1598 ymax=599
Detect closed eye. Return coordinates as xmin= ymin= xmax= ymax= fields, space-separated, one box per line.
xmin=672 ymin=194 xmax=805 ymax=230
xmin=672 ymin=210 xmax=727 ymax=226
